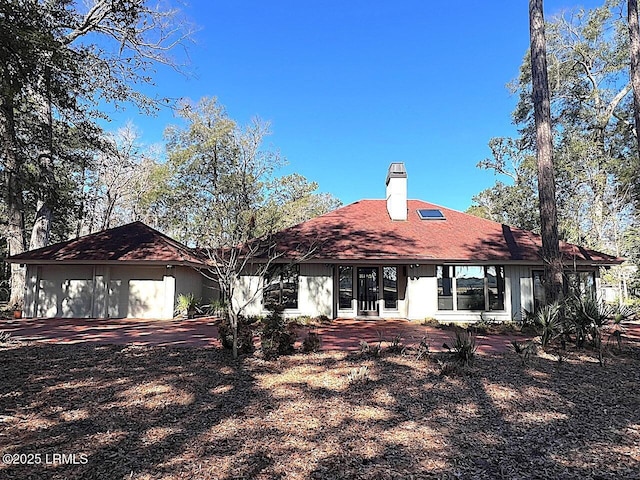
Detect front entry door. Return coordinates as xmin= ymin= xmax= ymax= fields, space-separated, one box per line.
xmin=358 ymin=267 xmax=378 ymax=315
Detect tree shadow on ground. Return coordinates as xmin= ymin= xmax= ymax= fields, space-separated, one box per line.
xmin=0 ymin=337 xmax=639 ymax=479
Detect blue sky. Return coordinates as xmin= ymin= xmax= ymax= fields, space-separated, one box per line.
xmin=105 ymin=0 xmax=606 ymax=212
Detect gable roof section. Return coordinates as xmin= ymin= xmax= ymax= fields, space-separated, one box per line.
xmin=271 ymin=200 xmax=621 ymax=265
xmin=7 ymin=221 xmax=206 ymax=266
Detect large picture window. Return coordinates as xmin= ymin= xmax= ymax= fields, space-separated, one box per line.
xmin=264 ymin=264 xmax=299 ymax=309
xmin=338 ymin=266 xmax=353 ymax=310
xmin=437 ymin=265 xmax=505 ymax=312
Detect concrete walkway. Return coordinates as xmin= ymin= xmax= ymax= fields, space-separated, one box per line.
xmin=1 ymin=317 xmax=639 ymax=354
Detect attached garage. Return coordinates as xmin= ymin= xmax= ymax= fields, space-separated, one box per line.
xmin=11 ymin=222 xmax=209 ymax=320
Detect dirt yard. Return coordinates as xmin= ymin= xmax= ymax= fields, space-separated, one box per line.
xmin=1 ymin=337 xmax=639 ymax=479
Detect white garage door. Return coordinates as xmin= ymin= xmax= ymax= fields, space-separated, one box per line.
xmin=37 ymin=266 xmax=95 ymax=318
xmin=108 ymin=267 xmax=167 ymax=319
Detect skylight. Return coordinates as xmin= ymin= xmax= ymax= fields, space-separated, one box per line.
xmin=417 ymin=209 xmax=445 ymax=220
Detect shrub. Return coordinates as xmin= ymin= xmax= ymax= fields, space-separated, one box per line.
xmin=302 ymin=330 xmax=322 ymax=353
xmin=204 ymin=299 xmax=226 ymax=317
xmin=217 ymin=316 xmax=256 ymax=355
xmin=439 ymin=361 xmax=464 ymax=377
xmin=386 ymin=334 xmax=404 ymax=354
xmin=415 ymin=336 xmax=430 ymax=360
xmin=534 ymin=302 xmax=562 ymax=347
xmin=608 ymin=304 xmax=636 ymax=350
xmin=511 ymin=340 xmax=537 ymax=365
xmin=421 ymin=317 xmax=439 ymax=327
xmin=314 ymin=314 xmax=331 ymax=324
xmin=261 ymin=305 xmax=296 ymax=359
xmin=359 ymin=339 xmax=381 ymax=357
xmin=347 ymin=365 xmax=370 ymax=384
xmin=0 ymin=331 xmax=14 ymax=344
xmin=445 ymin=329 xmax=477 ymax=366
xmin=175 ymin=293 xmax=201 ymax=318
xmin=290 ymin=315 xmax=313 ymax=327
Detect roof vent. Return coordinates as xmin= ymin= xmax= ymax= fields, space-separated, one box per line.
xmin=417 ymin=209 xmax=445 ymax=220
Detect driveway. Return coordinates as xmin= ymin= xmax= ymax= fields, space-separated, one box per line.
xmin=0 ymin=316 xmax=222 ymax=348
xmin=1 ymin=317 xmax=639 ymax=354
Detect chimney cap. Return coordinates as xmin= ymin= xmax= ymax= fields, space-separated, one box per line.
xmin=386 ymin=162 xmax=407 ymax=184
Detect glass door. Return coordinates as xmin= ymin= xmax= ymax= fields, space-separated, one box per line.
xmin=357 ymin=267 xmax=378 ymax=315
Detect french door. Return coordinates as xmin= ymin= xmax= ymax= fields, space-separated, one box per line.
xmin=357 ymin=267 xmax=378 ymax=315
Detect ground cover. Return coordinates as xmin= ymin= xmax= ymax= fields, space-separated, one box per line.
xmin=1 ymin=336 xmax=639 ymax=479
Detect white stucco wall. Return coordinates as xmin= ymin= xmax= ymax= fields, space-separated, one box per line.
xmin=232 ymin=274 xmax=263 ymax=317
xmin=405 ymin=265 xmax=437 ymax=320
xmin=298 ymin=264 xmax=333 ymax=317
xmin=174 ymin=266 xmax=204 ymax=302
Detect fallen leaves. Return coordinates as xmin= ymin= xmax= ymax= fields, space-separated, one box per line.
xmin=0 ymin=341 xmax=639 ymax=479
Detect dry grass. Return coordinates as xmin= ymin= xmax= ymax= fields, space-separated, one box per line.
xmin=1 ymin=340 xmax=639 ymax=479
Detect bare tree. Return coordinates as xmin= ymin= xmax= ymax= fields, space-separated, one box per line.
xmin=529 ymin=0 xmax=563 ymax=302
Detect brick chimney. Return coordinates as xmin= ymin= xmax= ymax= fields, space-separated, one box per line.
xmin=386 ymin=163 xmax=407 ymax=221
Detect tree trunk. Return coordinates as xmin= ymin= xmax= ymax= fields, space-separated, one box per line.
xmin=529 ymin=0 xmax=563 ymax=303
xmin=229 ymin=309 xmax=238 ymax=359
xmin=630 ymin=0 xmax=640 ymax=151
xmin=29 ymin=71 xmax=54 ymax=250
xmin=29 ymin=200 xmax=52 ymax=250
xmin=0 ymin=97 xmax=26 ymax=309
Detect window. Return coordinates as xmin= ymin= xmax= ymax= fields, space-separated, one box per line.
xmin=565 ymin=271 xmax=596 ymax=299
xmin=532 ymin=270 xmax=545 ymax=312
xmin=383 ymin=266 xmax=398 ymax=309
xmin=437 ymin=265 xmax=505 ymax=312
xmin=264 ymin=264 xmax=299 ymax=309
xmin=437 ymin=266 xmax=453 ymax=310
xmin=533 ymin=270 xmax=596 ymax=311
xmin=339 ymin=266 xmax=353 ymax=310
xmin=456 ymin=266 xmax=485 ymax=310
xmin=487 ymin=266 xmax=505 ymax=310
xmin=417 ymin=209 xmax=445 ymax=220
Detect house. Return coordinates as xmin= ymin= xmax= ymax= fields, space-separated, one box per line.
xmin=8 ymin=163 xmax=621 ymax=321
xmin=233 ymin=163 xmax=621 ymax=321
xmin=7 ymin=222 xmax=207 ymax=319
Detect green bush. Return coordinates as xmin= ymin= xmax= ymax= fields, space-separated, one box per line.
xmin=217 ymin=316 xmax=255 ymax=355
xmin=511 ymin=340 xmax=537 ymax=365
xmin=347 ymin=365 xmax=370 ymax=384
xmin=261 ymin=305 xmax=296 ymax=359
xmin=313 ymin=314 xmax=331 ymax=324
xmin=302 ymin=331 xmax=322 ymax=353
xmin=421 ymin=317 xmax=439 ymax=327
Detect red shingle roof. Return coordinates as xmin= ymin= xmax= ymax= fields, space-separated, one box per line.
xmin=271 ymin=200 xmax=621 ymax=264
xmin=7 ymin=222 xmax=206 ymax=265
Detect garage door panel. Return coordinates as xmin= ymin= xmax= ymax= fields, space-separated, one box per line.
xmin=37 ymin=266 xmax=94 ymax=318
xmin=109 ymin=267 xmax=166 ymax=319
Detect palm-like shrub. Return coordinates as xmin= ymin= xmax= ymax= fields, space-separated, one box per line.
xmin=534 ymin=302 xmax=562 ymax=347
xmin=445 ymin=329 xmax=477 ymax=366
xmin=175 ymin=293 xmax=200 ymax=318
